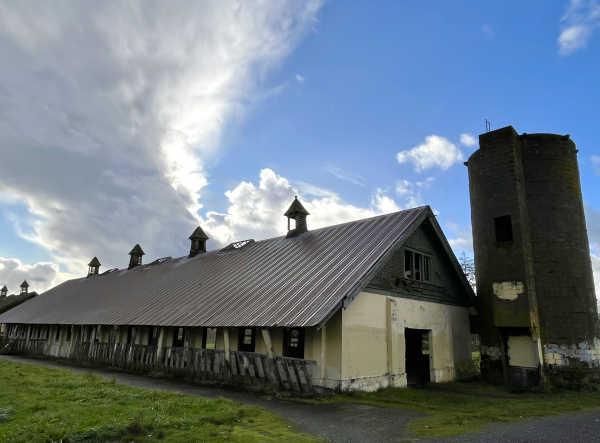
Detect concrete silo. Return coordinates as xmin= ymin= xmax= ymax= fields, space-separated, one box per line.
xmin=466 ymin=126 xmax=598 ymax=385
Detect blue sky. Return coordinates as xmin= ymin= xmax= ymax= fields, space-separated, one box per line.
xmin=0 ymin=0 xmax=599 ymax=294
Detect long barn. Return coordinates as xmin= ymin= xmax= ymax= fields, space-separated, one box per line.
xmin=0 ymin=200 xmax=475 ymax=392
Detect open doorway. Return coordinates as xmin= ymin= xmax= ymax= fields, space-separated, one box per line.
xmin=405 ymin=328 xmax=431 ymax=385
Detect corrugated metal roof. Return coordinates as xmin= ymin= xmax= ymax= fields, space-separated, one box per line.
xmin=0 ymin=292 xmax=37 ymax=315
xmin=0 ymin=207 xmax=429 ymax=327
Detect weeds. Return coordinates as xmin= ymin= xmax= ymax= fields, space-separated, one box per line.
xmin=0 ymin=408 xmax=13 ymax=424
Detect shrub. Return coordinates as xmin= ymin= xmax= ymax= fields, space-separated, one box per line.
xmin=455 ymin=357 xmax=480 ymax=380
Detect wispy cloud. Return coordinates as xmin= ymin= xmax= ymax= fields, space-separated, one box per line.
xmin=395 ymin=177 xmax=435 ymax=208
xmin=397 ymin=135 xmax=464 ymax=172
xmin=592 ymin=156 xmax=600 ymax=176
xmin=460 ymin=133 xmax=478 ymax=147
xmin=482 ymin=25 xmax=494 ymax=38
xmin=446 ymin=222 xmax=474 ymax=255
xmin=558 ymin=0 xmax=600 ymax=55
xmin=295 ymin=74 xmax=305 ymax=84
xmin=324 ymin=165 xmax=367 ymax=186
xmin=0 ymin=1 xmax=323 ymax=279
xmin=584 ymin=203 xmax=600 ymax=309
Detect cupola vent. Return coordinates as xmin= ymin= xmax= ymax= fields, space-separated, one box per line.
xmin=128 ymin=244 xmax=145 ymax=270
xmin=284 ymin=196 xmax=310 ymax=238
xmin=87 ymin=257 xmax=101 ymax=277
xmin=189 ymin=226 xmax=209 ymax=257
xmin=20 ymin=280 xmax=29 ymax=294
xmin=0 ymin=285 xmax=7 ymax=298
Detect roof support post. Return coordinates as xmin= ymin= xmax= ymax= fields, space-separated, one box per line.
xmin=156 ymin=327 xmax=165 ymax=364
xmin=88 ymin=326 xmax=97 ymax=357
xmin=386 ymin=298 xmax=398 ymax=378
xmin=261 ymin=328 xmax=276 ymax=358
xmin=55 ymin=325 xmax=62 ymax=357
xmin=110 ymin=325 xmax=118 ymax=365
xmin=67 ymin=325 xmax=77 ymax=358
xmin=127 ymin=326 xmax=137 ymax=364
xmin=26 ymin=325 xmax=31 ymax=347
xmin=319 ymin=323 xmax=327 ymax=381
xmin=223 ymin=328 xmax=230 ymax=362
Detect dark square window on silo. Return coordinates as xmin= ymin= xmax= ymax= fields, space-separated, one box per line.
xmin=494 ymin=215 xmax=513 ymax=243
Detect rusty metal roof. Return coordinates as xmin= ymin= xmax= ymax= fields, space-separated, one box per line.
xmin=0 ymin=207 xmax=431 ymax=327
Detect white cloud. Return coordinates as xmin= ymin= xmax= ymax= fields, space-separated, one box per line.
xmin=592 ymin=156 xmax=600 ymax=176
xmin=460 ymin=133 xmax=478 ymax=147
xmin=295 ymin=74 xmax=305 ymax=84
xmin=202 ymin=168 xmax=401 ymax=247
xmin=558 ymin=0 xmax=600 ymax=55
xmin=324 ymin=165 xmax=366 ymax=186
xmin=0 ymin=257 xmax=62 ymax=294
xmin=397 ymin=135 xmax=464 ymax=172
xmin=482 ymin=25 xmax=494 ymax=38
xmin=592 ymin=253 xmax=600 ymax=311
xmin=446 ymin=222 xmax=474 ymax=255
xmin=0 ymin=2 xmax=323 ymax=276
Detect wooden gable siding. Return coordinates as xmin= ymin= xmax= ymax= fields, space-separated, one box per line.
xmin=366 ymin=221 xmax=472 ymax=307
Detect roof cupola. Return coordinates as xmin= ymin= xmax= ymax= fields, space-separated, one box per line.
xmin=128 ymin=244 xmax=145 ymax=270
xmin=0 ymin=285 xmax=7 ymax=298
xmin=189 ymin=226 xmax=209 ymax=257
xmin=87 ymin=257 xmax=101 ymax=277
xmin=284 ymin=196 xmax=310 ymax=238
xmin=20 ymin=280 xmax=29 ymax=294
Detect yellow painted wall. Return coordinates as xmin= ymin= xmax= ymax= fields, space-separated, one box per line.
xmin=339 ymin=291 xmax=472 ymax=391
xmin=324 ymin=309 xmax=343 ymax=387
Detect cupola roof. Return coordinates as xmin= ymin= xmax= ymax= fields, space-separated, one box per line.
xmin=129 ymin=244 xmax=145 ymax=256
xmin=284 ymin=196 xmax=310 ymax=217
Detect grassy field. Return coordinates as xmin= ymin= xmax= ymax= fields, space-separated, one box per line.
xmin=310 ymin=380 xmax=600 ymax=438
xmin=0 ymin=360 xmax=319 ymax=443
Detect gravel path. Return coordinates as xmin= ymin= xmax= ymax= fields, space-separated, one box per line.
xmin=2 ymin=355 xmax=599 ymax=442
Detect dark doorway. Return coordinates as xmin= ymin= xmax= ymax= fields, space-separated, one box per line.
xmin=284 ymin=327 xmax=305 ymax=359
xmin=148 ymin=326 xmax=159 ymax=346
xmin=126 ymin=326 xmax=135 ymax=344
xmin=238 ymin=327 xmax=256 ymax=352
xmin=172 ymin=327 xmax=185 ymax=348
xmin=405 ymin=328 xmax=431 ymax=385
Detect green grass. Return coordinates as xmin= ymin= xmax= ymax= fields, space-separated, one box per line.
xmin=309 ymin=381 xmax=600 ymax=438
xmin=0 ymin=361 xmax=320 ymax=443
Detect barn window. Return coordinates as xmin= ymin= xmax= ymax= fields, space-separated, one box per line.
xmin=36 ymin=325 xmax=41 ymax=339
xmin=404 ymin=250 xmax=412 ymax=278
xmin=238 ymin=328 xmax=256 ymax=353
xmin=55 ymin=325 xmax=62 ymax=342
xmin=95 ymin=325 xmax=101 ymax=342
xmin=284 ymin=328 xmax=305 ymax=359
xmin=202 ymin=328 xmax=217 ymax=349
xmin=66 ymin=326 xmax=72 ymax=342
xmin=495 ymin=215 xmax=513 ymax=243
xmin=172 ymin=327 xmax=185 ymax=348
xmin=45 ymin=326 xmax=49 ymax=340
xmin=423 ymin=256 xmax=431 ymax=281
xmin=404 ymin=249 xmax=432 ymax=282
